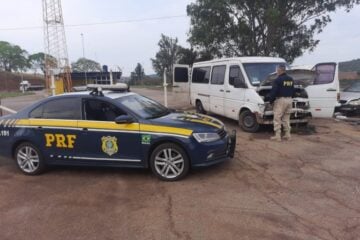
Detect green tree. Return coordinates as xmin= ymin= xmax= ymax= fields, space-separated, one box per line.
xmin=28 ymin=52 xmax=57 ymax=74
xmin=71 ymin=57 xmax=101 ymax=72
xmin=134 ymin=63 xmax=145 ymax=81
xmin=0 ymin=41 xmax=29 ymax=72
xmin=151 ymin=34 xmax=179 ymax=78
xmin=177 ymin=47 xmax=198 ymax=65
xmin=187 ymin=0 xmax=360 ymax=63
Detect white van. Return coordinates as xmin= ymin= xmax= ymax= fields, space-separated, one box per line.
xmin=173 ymin=57 xmax=339 ymax=132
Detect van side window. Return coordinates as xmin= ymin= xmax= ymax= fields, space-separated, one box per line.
xmin=192 ymin=67 xmax=211 ymax=84
xmin=229 ymin=65 xmax=246 ymax=87
xmin=174 ymin=67 xmax=189 ymax=83
xmin=211 ymin=65 xmax=226 ymax=85
xmin=314 ymin=64 xmax=336 ymax=85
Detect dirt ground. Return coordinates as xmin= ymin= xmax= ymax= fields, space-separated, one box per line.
xmin=0 ymin=89 xmax=360 ymax=240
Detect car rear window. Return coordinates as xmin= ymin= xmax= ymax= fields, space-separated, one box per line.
xmin=30 ymin=98 xmax=81 ymax=120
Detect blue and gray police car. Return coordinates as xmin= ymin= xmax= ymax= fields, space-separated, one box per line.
xmin=0 ymin=85 xmax=236 ymax=181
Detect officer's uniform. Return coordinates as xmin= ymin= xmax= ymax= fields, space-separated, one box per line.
xmin=267 ymin=73 xmax=294 ymax=139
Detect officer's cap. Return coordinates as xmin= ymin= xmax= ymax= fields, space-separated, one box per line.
xmin=277 ymin=64 xmax=286 ymax=71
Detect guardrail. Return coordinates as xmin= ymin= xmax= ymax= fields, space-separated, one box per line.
xmin=0 ymin=99 xmax=17 ymax=116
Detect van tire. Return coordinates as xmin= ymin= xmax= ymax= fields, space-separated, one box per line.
xmin=196 ymin=100 xmax=206 ymax=114
xmin=239 ymin=110 xmax=260 ymax=133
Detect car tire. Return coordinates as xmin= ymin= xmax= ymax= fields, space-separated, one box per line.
xmin=14 ymin=142 xmax=46 ymax=175
xmin=150 ymin=143 xmax=190 ymax=181
xmin=196 ymin=100 xmax=206 ymax=114
xmin=239 ymin=110 xmax=260 ymax=133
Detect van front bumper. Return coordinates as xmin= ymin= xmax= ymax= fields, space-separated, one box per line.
xmin=255 ymin=109 xmax=312 ymax=125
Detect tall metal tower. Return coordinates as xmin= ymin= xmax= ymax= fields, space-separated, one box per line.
xmin=42 ymin=0 xmax=72 ymax=92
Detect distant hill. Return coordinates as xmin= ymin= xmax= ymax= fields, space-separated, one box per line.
xmin=339 ymin=59 xmax=360 ymax=73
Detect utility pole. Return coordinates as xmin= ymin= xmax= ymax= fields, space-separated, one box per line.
xmin=163 ymin=68 xmax=168 ymax=107
xmin=81 ymin=33 xmax=88 ymax=85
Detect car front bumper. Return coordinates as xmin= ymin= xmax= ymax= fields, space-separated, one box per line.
xmin=335 ymin=104 xmax=360 ymax=116
xmin=190 ymin=130 xmax=236 ymax=168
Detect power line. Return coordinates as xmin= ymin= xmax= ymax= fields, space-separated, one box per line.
xmin=0 ymin=14 xmax=187 ymax=31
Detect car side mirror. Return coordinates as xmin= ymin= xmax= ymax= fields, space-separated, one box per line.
xmin=115 ymin=115 xmax=134 ymax=124
xmin=234 ymin=78 xmax=247 ymax=88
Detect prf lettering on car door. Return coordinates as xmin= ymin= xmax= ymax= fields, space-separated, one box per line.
xmin=45 ymin=133 xmax=77 ymax=148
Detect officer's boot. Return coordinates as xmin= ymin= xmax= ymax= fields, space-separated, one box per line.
xmin=270 ymin=131 xmax=282 ymax=142
xmin=283 ymin=131 xmax=291 ymax=141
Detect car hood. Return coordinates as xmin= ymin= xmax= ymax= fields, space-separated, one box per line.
xmin=261 ymin=69 xmax=315 ymax=88
xmin=148 ymin=112 xmax=224 ymax=133
xmin=340 ymin=91 xmax=360 ymax=102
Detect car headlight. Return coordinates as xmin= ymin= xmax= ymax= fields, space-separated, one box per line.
xmin=193 ymin=132 xmax=220 ymax=143
xmin=349 ymin=99 xmax=360 ymax=106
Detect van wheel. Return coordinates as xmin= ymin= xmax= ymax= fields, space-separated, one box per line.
xmin=195 ymin=100 xmax=206 ymax=114
xmin=239 ymin=110 xmax=260 ymax=133
xmin=150 ymin=143 xmax=190 ymax=181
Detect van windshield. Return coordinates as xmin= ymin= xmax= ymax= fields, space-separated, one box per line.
xmin=243 ymin=63 xmax=286 ymax=86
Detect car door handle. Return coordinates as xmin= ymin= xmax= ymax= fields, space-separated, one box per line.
xmin=226 ymin=90 xmax=231 ymax=93
xmin=220 ymin=89 xmax=224 ymax=92
xmin=327 ymin=88 xmax=337 ymax=92
xmin=82 ymin=128 xmax=88 ymax=131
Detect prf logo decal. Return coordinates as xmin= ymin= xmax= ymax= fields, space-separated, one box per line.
xmin=45 ymin=134 xmax=76 ymax=148
xmin=101 ymin=136 xmax=118 ymax=156
xmin=141 ymin=135 xmax=151 ymax=145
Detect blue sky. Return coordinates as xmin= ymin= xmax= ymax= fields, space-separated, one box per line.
xmin=1 ymin=0 xmax=360 ymax=75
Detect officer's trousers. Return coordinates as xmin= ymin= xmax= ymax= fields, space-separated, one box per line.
xmin=273 ymin=97 xmax=292 ymax=133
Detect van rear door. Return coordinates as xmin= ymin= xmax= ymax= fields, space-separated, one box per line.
xmin=209 ymin=65 xmax=226 ymax=116
xmin=173 ymin=64 xmax=190 ymax=94
xmin=305 ymin=63 xmax=339 ymax=118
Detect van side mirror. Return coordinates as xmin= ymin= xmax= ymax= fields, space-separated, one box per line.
xmin=115 ymin=115 xmax=134 ymax=124
xmin=229 ymin=78 xmax=234 ymax=86
xmin=234 ymin=77 xmax=247 ymax=88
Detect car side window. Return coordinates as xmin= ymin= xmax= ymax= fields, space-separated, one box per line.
xmin=192 ymin=67 xmax=211 ymax=84
xmin=211 ymin=65 xmax=226 ymax=85
xmin=29 ymin=105 xmax=43 ymax=118
xmin=229 ymin=65 xmax=246 ymax=88
xmin=84 ymin=99 xmax=126 ymax=122
xmin=30 ymin=98 xmax=81 ymax=120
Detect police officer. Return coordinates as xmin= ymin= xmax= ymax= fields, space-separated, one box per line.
xmin=266 ymin=64 xmax=294 ymax=141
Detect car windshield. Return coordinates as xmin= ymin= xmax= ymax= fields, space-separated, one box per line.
xmin=117 ymin=94 xmax=170 ymax=119
xmin=243 ymin=62 xmax=286 ymax=86
xmin=344 ymin=81 xmax=360 ymax=92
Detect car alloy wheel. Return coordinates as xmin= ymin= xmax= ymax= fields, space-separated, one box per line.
xmin=150 ymin=143 xmax=189 ymax=181
xmin=15 ymin=143 xmax=45 ymax=175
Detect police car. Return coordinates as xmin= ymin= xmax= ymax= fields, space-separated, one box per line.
xmin=0 ymin=85 xmax=236 ymax=181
